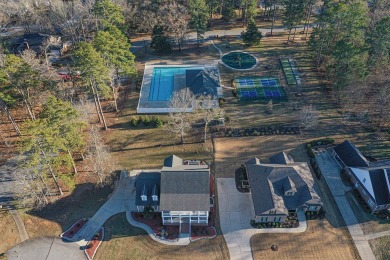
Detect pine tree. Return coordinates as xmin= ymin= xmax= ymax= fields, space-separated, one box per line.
xmin=242 ymin=19 xmax=262 ymax=46
xmin=188 ymin=0 xmax=209 ymax=46
xmin=150 ymin=25 xmax=173 ymax=53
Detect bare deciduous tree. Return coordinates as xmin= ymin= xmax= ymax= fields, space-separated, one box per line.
xmin=87 ymin=125 xmax=114 ymax=186
xmin=196 ymin=95 xmax=223 ymax=143
xmin=299 ymin=105 xmax=319 ymax=129
xmin=168 ymin=88 xmax=196 ymax=144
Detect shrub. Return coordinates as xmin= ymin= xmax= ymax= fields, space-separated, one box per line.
xmin=138 ymin=116 xmax=143 ymax=125
xmin=143 ymin=115 xmax=151 ymax=126
xmin=130 ymin=117 xmax=138 ymax=127
xmin=306 ymin=147 xmax=315 ymax=158
xmin=152 ymin=117 xmax=163 ymax=128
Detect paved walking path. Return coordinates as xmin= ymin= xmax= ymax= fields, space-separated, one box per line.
xmin=364 ymin=230 xmax=390 ymax=240
xmin=126 ymin=211 xmax=190 ymax=246
xmin=8 ymin=208 xmax=29 ymax=242
xmin=69 ymin=170 xmax=137 ymax=246
xmin=217 ymin=178 xmax=307 ymax=260
xmin=315 ymin=150 xmax=376 ymax=260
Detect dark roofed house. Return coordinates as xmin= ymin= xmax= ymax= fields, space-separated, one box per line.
xmin=332 ymin=140 xmax=369 ymax=167
xmin=333 ymin=141 xmax=390 ymax=212
xmin=11 ymin=33 xmax=61 ymax=55
xmin=185 ymin=69 xmax=219 ymax=97
xmin=246 ymin=152 xmax=322 ymax=223
xmin=133 ymin=155 xmax=212 ymax=232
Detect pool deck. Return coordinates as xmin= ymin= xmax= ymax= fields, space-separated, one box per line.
xmin=137 ymin=61 xmax=223 ymax=114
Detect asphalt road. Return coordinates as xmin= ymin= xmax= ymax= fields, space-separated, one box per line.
xmin=7 ymin=237 xmax=85 ymax=260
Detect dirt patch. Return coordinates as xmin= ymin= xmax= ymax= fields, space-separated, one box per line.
xmin=251 ymin=219 xmax=360 ymax=260
xmin=214 ymin=135 xmax=305 ymax=178
xmin=95 ymin=213 xmax=229 ymax=260
xmin=0 ymin=211 xmax=20 ymax=253
xmin=369 ymin=236 xmax=390 ymax=260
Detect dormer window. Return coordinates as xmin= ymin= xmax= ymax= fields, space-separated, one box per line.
xmin=286 ymin=191 xmax=294 ymax=196
xmin=141 ymin=184 xmax=147 ymax=202
xmin=152 ymin=184 xmax=158 ymax=202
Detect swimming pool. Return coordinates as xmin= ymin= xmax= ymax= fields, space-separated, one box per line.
xmin=149 ymin=67 xmax=202 ymax=101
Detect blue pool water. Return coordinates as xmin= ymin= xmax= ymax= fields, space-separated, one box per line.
xmin=149 ymin=67 xmax=202 ymax=101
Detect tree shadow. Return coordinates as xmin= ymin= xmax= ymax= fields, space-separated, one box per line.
xmin=26 ymin=176 xmax=116 ymax=234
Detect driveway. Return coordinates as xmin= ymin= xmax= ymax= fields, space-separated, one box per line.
xmin=6 ymin=237 xmax=85 ymax=260
xmin=68 ymin=170 xmax=137 ymax=246
xmin=315 ymin=149 xmax=375 ymax=260
xmin=217 ymin=178 xmax=307 ymax=260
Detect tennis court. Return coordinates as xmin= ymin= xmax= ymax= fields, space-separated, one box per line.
xmin=234 ymin=77 xmax=285 ymax=100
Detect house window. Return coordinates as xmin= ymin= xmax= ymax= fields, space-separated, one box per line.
xmin=363 ymin=178 xmax=366 ymax=183
xmin=354 ymin=182 xmax=359 ymax=188
xmin=264 ymin=217 xmax=268 ymax=222
xmin=368 ymin=199 xmax=375 ymax=207
xmin=361 ymin=189 xmax=367 ymax=196
xmin=286 ymin=192 xmax=293 ymax=195
xmin=308 ymin=205 xmax=317 ymax=211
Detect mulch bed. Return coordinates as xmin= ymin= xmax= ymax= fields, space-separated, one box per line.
xmin=191 ymin=226 xmax=216 ymax=240
xmin=61 ymin=218 xmax=88 ymax=239
xmin=132 ymin=212 xmax=163 ymax=235
xmin=85 ymin=227 xmax=104 ymax=260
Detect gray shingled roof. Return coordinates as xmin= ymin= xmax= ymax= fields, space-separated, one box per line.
xmin=186 ymin=69 xmax=218 ymax=96
xmin=246 ymin=155 xmax=322 ymax=216
xmin=160 ymin=170 xmax=210 ymax=211
xmin=135 ymin=172 xmax=161 ymax=206
xmin=163 ymin=155 xmax=183 ymax=167
xmin=269 ymin=151 xmax=294 ymax=165
xmin=333 ymin=140 xmax=369 ymax=167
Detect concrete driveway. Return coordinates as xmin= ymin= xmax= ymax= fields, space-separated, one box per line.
xmin=6 ymin=237 xmax=85 ymax=260
xmin=217 ymin=178 xmax=307 ymax=260
xmin=67 ymin=170 xmax=137 ymax=246
xmin=315 ymin=148 xmax=375 ymax=260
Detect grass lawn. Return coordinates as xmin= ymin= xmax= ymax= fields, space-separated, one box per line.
xmin=251 ymin=219 xmax=359 ymax=260
xmin=345 ymin=191 xmax=390 ymax=234
xmin=0 ymin=211 xmax=20 ymax=254
xmin=95 ymin=213 xmax=229 ymax=260
xmin=369 ymin=236 xmax=390 ymax=260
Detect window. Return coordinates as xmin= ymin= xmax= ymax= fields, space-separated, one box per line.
xmin=141 ymin=195 xmax=147 ymax=202
xmin=361 ymin=189 xmax=367 ymax=196
xmin=368 ymin=199 xmax=375 ymax=207
xmin=286 ymin=191 xmax=293 ymax=195
xmin=354 ymin=182 xmax=359 ymax=188
xmin=363 ymin=178 xmax=366 ymax=183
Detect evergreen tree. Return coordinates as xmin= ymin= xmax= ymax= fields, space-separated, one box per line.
xmin=188 ymin=0 xmax=209 ymax=45
xmin=93 ymin=0 xmax=125 ymax=29
xmin=367 ymin=17 xmax=390 ymax=70
xmin=222 ymin=0 xmax=236 ymax=23
xmin=150 ymin=25 xmax=173 ymax=53
xmin=242 ymin=19 xmax=262 ymax=46
xmin=93 ymin=25 xmax=136 ymax=77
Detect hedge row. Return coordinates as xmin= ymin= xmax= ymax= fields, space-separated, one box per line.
xmin=130 ymin=116 xmax=163 ymax=128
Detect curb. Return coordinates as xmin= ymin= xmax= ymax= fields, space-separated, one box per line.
xmin=60 ymin=218 xmax=89 ymax=241
xmin=84 ymin=227 xmax=104 ymax=260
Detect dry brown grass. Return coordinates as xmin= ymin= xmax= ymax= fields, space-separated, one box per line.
xmin=95 ymin=213 xmax=229 ymax=260
xmin=0 ymin=211 xmax=20 ymax=254
xmin=251 ymin=219 xmax=359 ymax=260
xmin=369 ymin=236 xmax=390 ymax=260
xmin=214 ymin=135 xmax=305 ymax=178
xmin=20 ymin=213 xmax=62 ymax=239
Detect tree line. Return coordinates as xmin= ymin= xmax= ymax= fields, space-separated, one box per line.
xmin=309 ymin=0 xmax=390 ymax=128
xmin=0 ymin=0 xmax=136 ymax=209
